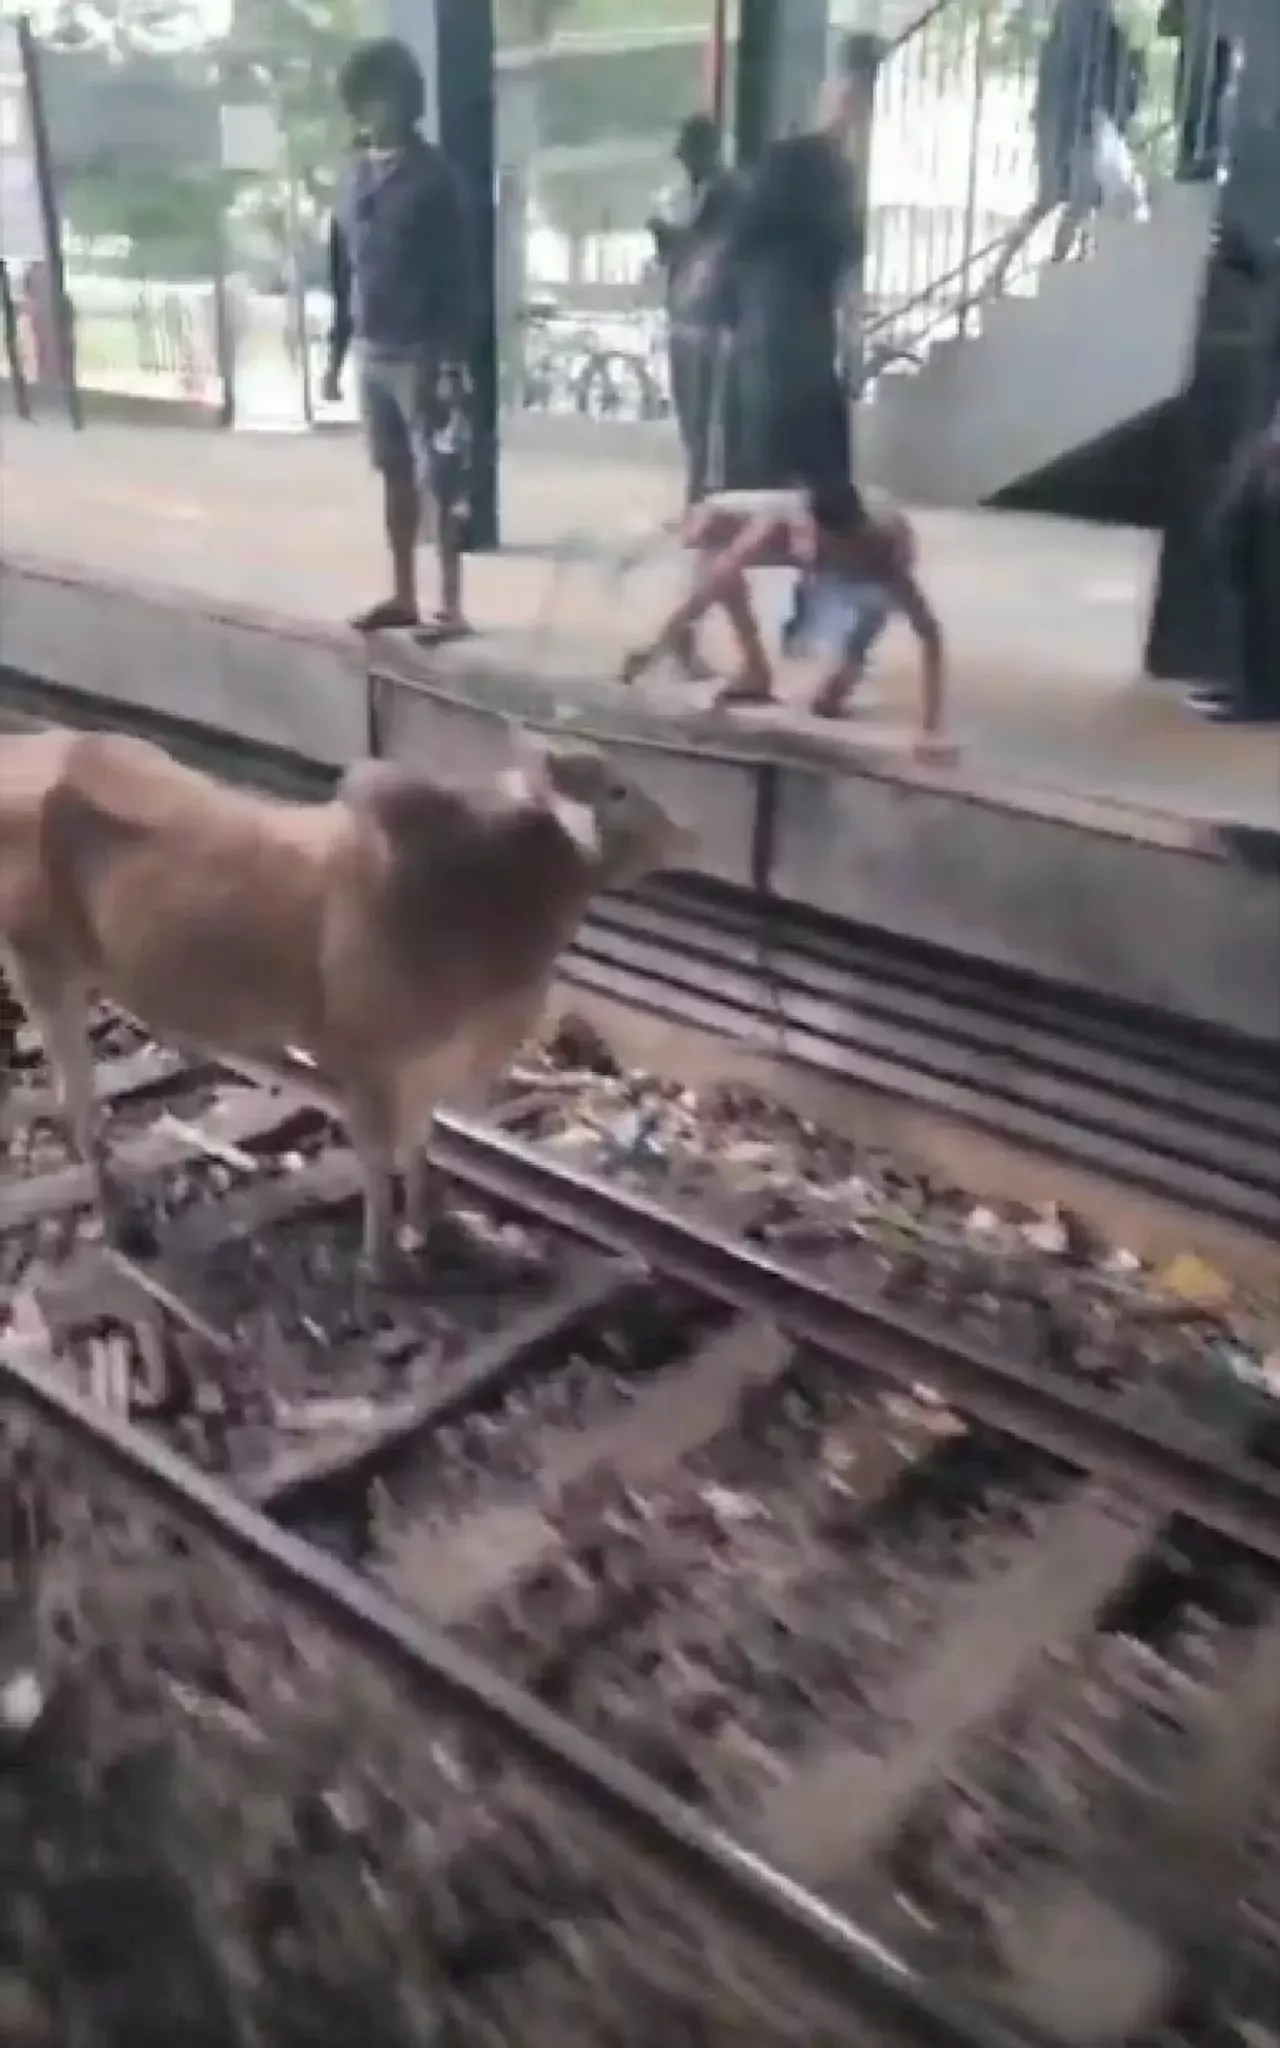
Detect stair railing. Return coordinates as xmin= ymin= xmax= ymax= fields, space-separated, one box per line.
xmin=851 ymin=0 xmax=1198 ymax=383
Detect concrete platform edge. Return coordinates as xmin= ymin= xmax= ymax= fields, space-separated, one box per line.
xmin=1 ymin=552 xmax=1277 ymax=1044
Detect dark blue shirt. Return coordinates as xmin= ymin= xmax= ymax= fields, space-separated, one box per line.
xmin=328 ymin=134 xmax=474 ymax=366
xmin=1036 ymin=0 xmax=1135 ymax=139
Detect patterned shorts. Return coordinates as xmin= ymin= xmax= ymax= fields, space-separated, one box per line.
xmin=358 ymin=349 xmax=472 ymax=523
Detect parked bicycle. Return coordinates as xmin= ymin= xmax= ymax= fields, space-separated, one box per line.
xmin=506 ymin=297 xmax=671 ymax=422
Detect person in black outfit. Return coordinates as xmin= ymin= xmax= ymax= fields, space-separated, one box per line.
xmin=715 ymin=36 xmax=875 ymax=496
xmin=1191 ymin=398 xmax=1280 ymax=725
xmin=987 ymin=0 xmax=1142 ymax=297
xmin=649 ymin=114 xmax=736 ymax=510
xmin=1158 ymin=0 xmax=1236 ymax=183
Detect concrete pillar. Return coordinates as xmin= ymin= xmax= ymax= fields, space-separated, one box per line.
xmin=768 ymin=0 xmax=831 ymax=136
xmin=736 ymin=0 xmax=831 ymax=158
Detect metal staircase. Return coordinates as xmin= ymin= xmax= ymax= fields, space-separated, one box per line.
xmin=855 ymin=0 xmax=1217 ymax=505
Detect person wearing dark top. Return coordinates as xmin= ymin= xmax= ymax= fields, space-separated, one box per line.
xmin=987 ymin=0 xmax=1143 ymax=297
xmin=1158 ymin=0 xmax=1236 ymax=182
xmin=1190 ymin=398 xmax=1280 ymax=726
xmin=324 ymin=38 xmax=475 ymax=640
xmin=649 ymin=114 xmax=737 ymax=510
xmin=648 ymin=113 xmax=738 ymax=681
xmin=712 ymin=74 xmax=865 ymax=498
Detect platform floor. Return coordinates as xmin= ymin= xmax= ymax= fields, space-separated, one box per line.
xmin=2 ymin=418 xmax=1277 ymax=828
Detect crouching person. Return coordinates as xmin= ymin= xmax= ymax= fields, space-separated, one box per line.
xmin=622 ymin=480 xmax=953 ymax=759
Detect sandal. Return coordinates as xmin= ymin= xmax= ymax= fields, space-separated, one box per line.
xmin=412 ymin=612 xmax=473 ymax=648
xmin=350 ymin=599 xmax=421 ymax=634
xmin=810 ymin=680 xmax=857 ymax=720
xmin=713 ymin=672 xmax=774 ymax=710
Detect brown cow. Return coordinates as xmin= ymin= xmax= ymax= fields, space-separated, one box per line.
xmin=0 ymin=724 xmax=692 ymax=1276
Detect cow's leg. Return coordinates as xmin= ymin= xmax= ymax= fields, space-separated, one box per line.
xmin=343 ymin=1080 xmax=402 ymax=1279
xmin=401 ymin=1139 xmax=442 ymax=1241
xmin=25 ymin=979 xmax=110 ymax=1213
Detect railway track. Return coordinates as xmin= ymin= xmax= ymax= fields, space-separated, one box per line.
xmin=568 ymin=877 xmax=1280 ymax=1240
xmin=0 ymin=675 xmax=1275 ymax=1240
xmin=1 ymin=1011 xmax=1278 ymax=2045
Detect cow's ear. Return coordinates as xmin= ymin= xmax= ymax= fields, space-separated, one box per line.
xmin=500 ymin=724 xmax=599 ymax=859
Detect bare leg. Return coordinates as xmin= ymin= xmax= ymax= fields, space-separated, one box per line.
xmin=351 ymin=470 xmax=421 ymax=633
xmin=401 ymin=1139 xmax=441 ymax=1241
xmin=386 ymin=469 xmax=419 ymax=616
xmin=622 ymin=548 xmax=713 ymax=687
xmin=33 ymin=986 xmax=108 ymax=1210
xmin=712 ymin=572 xmax=773 ymax=705
xmin=669 ymin=625 xmax=717 ymax=682
xmin=344 ymin=1084 xmax=401 ymax=1277
xmin=810 ymin=662 xmax=860 ymax=719
xmin=434 ymin=505 xmax=466 ymax=629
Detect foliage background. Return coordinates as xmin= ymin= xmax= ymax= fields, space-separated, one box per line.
xmin=2 ymin=0 xmax=1176 ymax=276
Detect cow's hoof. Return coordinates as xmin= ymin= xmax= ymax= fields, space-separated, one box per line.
xmin=358 ymin=1243 xmax=423 ymax=1293
xmin=101 ymin=1176 xmax=159 ymax=1260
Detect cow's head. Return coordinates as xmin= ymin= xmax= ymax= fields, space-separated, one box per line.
xmin=502 ymin=729 xmax=696 ymax=891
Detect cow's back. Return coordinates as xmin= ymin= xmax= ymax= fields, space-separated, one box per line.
xmin=0 ymin=727 xmax=82 ymax=939
xmin=319 ymin=766 xmax=592 ymax=1091
xmin=39 ymin=730 xmax=347 ymax=1054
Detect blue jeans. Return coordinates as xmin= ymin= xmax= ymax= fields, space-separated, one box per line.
xmin=784 ymin=571 xmax=892 ymax=678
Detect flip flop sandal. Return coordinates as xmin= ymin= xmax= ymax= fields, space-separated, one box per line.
xmin=713 ymin=673 xmax=774 ymax=710
xmin=350 ymin=600 xmax=421 ymax=634
xmin=810 ymin=685 xmax=857 ymax=719
xmin=412 ymin=614 xmax=474 ymax=648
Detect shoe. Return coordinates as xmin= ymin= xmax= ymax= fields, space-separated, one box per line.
xmin=1192 ymin=694 xmax=1280 ymax=726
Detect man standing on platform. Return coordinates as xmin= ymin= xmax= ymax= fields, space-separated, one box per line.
xmin=324 ymin=38 xmax=476 ymax=643
xmin=1191 ymin=396 xmax=1280 ymax=725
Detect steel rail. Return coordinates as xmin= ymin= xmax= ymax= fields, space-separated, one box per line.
xmin=561 ymin=888 xmax=1280 ymax=1228
xmin=563 ymin=941 xmax=1280 ymax=1223
xmin=0 ymin=1335 xmax=1044 ymax=2048
xmin=4 ymin=674 xmax=1276 ymax=1224
xmin=596 ymin=879 xmax=1280 ymax=1120
xmin=429 ymin=1114 xmax=1280 ymax=1565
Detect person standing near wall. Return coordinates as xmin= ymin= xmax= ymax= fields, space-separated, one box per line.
xmin=987 ymin=0 xmax=1144 ymax=298
xmin=324 ymin=38 xmax=476 ymax=642
xmin=715 ymin=34 xmax=874 ymax=500
xmin=1191 ymin=394 xmax=1280 ymax=725
xmin=649 ymin=115 xmax=737 ymax=508
xmin=648 ymin=113 xmax=739 ymax=681
xmin=1158 ymin=0 xmax=1237 ymax=183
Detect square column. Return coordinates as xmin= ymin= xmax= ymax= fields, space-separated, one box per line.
xmin=384 ymin=0 xmax=499 ymax=550
xmin=736 ymin=0 xmax=832 ymax=161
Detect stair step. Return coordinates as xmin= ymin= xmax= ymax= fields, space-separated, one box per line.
xmin=861 ymin=180 xmax=1216 ymax=506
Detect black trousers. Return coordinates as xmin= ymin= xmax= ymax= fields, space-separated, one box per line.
xmin=669 ymin=327 xmax=721 ymax=505
xmin=1227 ymin=495 xmax=1280 ymax=715
xmin=1175 ymin=33 xmax=1233 ymax=180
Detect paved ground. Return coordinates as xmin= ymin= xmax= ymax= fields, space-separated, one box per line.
xmin=2 ymin=416 xmax=1278 ymax=825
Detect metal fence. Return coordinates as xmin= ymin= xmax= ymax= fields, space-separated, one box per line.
xmin=11 ymin=0 xmax=1235 ymax=433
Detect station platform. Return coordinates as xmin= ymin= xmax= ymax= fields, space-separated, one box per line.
xmin=0 ymin=418 xmax=1277 ymax=1045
